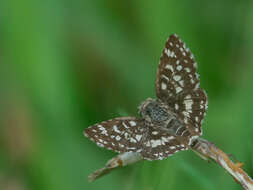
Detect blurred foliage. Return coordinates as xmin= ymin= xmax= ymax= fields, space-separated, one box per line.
xmin=1 ymin=0 xmax=253 ymax=190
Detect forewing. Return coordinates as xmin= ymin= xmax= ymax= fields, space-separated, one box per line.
xmin=156 ymin=34 xmax=199 ymax=104
xmin=84 ymin=117 xmax=145 ymax=153
xmin=85 ymin=117 xmax=194 ymax=160
xmin=155 ymin=34 xmax=208 ymax=134
xmin=140 ymin=127 xmax=188 ymax=160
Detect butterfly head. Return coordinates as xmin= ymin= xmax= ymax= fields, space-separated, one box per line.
xmin=138 ymin=98 xmax=168 ymax=123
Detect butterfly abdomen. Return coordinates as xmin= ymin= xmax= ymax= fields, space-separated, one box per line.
xmin=166 ymin=118 xmax=190 ymax=138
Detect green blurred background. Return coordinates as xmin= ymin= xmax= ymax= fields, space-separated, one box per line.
xmin=1 ymin=0 xmax=253 ymax=189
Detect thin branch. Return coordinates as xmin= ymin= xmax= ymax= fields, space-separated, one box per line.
xmin=88 ymin=138 xmax=253 ymax=190
xmin=191 ymin=138 xmax=253 ymax=190
xmin=88 ymin=152 xmax=142 ymax=182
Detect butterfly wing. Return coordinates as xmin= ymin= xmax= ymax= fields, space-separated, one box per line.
xmin=85 ymin=116 xmax=190 ymax=161
xmin=155 ymin=34 xmax=208 ymax=135
xmin=140 ymin=126 xmax=189 ymax=160
xmin=85 ymin=34 xmax=208 ymax=161
xmin=84 ymin=117 xmax=146 ymax=153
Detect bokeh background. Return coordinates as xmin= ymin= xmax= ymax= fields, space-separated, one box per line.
xmin=1 ymin=0 xmax=253 ymax=189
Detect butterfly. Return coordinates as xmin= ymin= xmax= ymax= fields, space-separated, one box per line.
xmin=84 ymin=34 xmax=208 ymax=160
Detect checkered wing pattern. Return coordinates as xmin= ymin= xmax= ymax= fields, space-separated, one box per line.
xmin=84 ymin=117 xmax=146 ymax=153
xmin=85 ymin=34 xmax=208 ymax=162
xmin=141 ymin=127 xmax=188 ymax=160
xmin=84 ymin=117 xmax=188 ymax=160
xmin=155 ymin=34 xmax=208 ymax=135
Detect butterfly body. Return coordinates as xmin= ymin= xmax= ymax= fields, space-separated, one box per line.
xmin=84 ymin=34 xmax=208 ymax=160
xmin=139 ymin=98 xmax=171 ymax=125
xmin=139 ymin=98 xmax=187 ymax=136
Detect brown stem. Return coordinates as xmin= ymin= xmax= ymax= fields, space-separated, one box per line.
xmin=191 ymin=138 xmax=253 ymax=190
xmin=88 ymin=152 xmax=142 ymax=182
xmin=88 ymin=138 xmax=253 ymax=190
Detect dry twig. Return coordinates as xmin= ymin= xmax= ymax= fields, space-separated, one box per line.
xmin=191 ymin=138 xmax=253 ymax=190
xmin=88 ymin=138 xmax=253 ymax=190
xmin=88 ymin=152 xmax=142 ymax=182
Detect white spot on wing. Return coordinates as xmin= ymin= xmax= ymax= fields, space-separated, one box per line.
xmin=165 ymin=49 xmax=175 ymax=58
xmin=176 ymin=86 xmax=182 ymax=93
xmin=135 ymin=134 xmax=142 ymax=141
xmin=101 ymin=130 xmax=108 ymax=136
xmin=179 ymin=80 xmax=184 ymax=87
xmin=124 ymin=132 xmax=130 ymax=139
xmin=165 ymin=64 xmax=174 ymax=72
xmin=171 ymin=51 xmax=175 ymax=57
xmin=176 ymin=65 xmax=182 ymax=71
xmin=173 ymin=75 xmax=181 ymax=81
xmin=151 ymin=139 xmax=162 ymax=147
xmin=194 ymin=82 xmax=200 ymax=89
xmin=167 ymin=136 xmax=175 ymax=140
xmin=165 ymin=48 xmax=171 ymax=57
xmin=115 ymin=135 xmax=121 ymax=141
xmin=98 ymin=125 xmax=108 ymax=136
xmin=161 ymin=82 xmax=167 ymax=90
xmin=185 ymin=68 xmax=191 ymax=73
xmin=175 ymin=103 xmax=179 ymax=110
xmin=113 ymin=125 xmax=121 ymax=133
xmin=96 ymin=142 xmax=104 ymax=147
xmin=126 ymin=147 xmax=136 ymax=151
xmin=122 ymin=122 xmax=129 ymax=129
xmin=184 ymin=99 xmax=193 ymax=110
xmin=129 ymin=121 xmax=136 ymax=126
xmin=162 ymin=74 xmax=169 ymax=81
xmin=119 ymin=144 xmax=124 ymax=148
